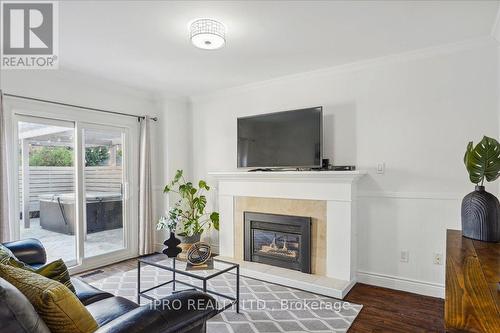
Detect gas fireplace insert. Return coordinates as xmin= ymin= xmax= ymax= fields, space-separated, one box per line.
xmin=244 ymin=211 xmax=311 ymax=273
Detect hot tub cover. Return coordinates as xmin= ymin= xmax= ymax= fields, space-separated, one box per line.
xmin=39 ymin=192 xmax=122 ymax=204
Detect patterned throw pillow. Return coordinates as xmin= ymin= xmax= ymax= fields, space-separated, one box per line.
xmin=35 ymin=259 xmax=76 ymax=293
xmin=0 ymin=244 xmax=75 ymax=293
xmin=0 ymin=264 xmax=98 ymax=333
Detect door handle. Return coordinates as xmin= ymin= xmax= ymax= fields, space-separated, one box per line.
xmin=123 ymin=182 xmax=129 ymax=200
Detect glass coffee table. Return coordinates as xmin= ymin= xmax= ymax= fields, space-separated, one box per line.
xmin=137 ymin=256 xmax=240 ymax=313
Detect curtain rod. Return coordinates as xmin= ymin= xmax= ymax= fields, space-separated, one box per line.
xmin=2 ymin=92 xmax=158 ymax=122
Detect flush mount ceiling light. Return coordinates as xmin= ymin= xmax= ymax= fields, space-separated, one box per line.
xmin=190 ymin=19 xmax=226 ymax=50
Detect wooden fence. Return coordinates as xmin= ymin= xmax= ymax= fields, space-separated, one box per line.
xmin=19 ymin=166 xmax=122 ymax=212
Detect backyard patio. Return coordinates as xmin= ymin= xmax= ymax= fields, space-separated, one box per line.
xmin=21 ymin=219 xmax=123 ymax=263
xmin=18 ymin=121 xmax=125 ymax=264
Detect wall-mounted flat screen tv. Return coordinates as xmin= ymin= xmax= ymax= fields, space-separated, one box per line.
xmin=237 ymin=107 xmax=322 ymax=168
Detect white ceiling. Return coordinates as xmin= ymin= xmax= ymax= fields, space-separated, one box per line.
xmin=59 ymin=0 xmax=499 ymax=97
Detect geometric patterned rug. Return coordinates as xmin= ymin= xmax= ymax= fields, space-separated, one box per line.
xmin=86 ymin=258 xmax=362 ymax=333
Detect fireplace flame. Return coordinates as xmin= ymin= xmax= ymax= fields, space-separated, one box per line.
xmin=259 ymin=234 xmax=298 ymax=258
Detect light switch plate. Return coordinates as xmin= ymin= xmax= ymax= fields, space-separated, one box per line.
xmin=400 ymin=250 xmax=409 ymax=263
xmin=377 ymin=162 xmax=385 ymax=174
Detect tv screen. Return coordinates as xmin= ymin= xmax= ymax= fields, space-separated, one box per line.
xmin=237 ymin=107 xmax=322 ymax=168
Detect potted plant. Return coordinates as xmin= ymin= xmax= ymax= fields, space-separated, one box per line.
xmin=462 ymin=136 xmax=500 ymax=242
xmin=157 ymin=170 xmax=219 ymax=251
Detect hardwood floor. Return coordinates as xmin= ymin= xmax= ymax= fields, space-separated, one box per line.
xmin=345 ymin=283 xmax=444 ymax=332
xmin=76 ymin=256 xmax=445 ymax=332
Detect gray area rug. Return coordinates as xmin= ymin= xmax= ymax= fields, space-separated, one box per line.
xmin=87 ymin=258 xmax=362 ymax=333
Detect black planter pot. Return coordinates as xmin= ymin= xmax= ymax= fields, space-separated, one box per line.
xmin=461 ymin=185 xmax=500 ymax=242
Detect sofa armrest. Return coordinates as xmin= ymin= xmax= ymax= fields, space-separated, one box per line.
xmin=95 ymin=290 xmax=218 ymax=333
xmin=2 ymin=238 xmax=47 ymax=266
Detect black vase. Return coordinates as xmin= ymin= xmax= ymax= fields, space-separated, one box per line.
xmin=461 ymin=185 xmax=500 ymax=242
xmin=162 ymin=232 xmax=182 ymax=258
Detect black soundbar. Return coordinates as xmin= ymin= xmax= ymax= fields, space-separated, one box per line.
xmin=247 ymin=166 xmax=356 ymax=172
xmin=331 ymin=165 xmax=356 ymax=171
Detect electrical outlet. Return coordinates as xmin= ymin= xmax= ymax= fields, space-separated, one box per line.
xmin=433 ymin=253 xmax=443 ymax=265
xmin=400 ymin=250 xmax=409 ymax=263
xmin=377 ymin=162 xmax=385 ymax=174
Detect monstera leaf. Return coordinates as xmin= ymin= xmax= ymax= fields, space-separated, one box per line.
xmin=158 ymin=169 xmax=220 ymax=237
xmin=464 ymin=136 xmax=500 ymax=185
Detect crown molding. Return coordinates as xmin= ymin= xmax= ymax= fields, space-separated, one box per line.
xmin=58 ymin=64 xmax=191 ymax=102
xmin=55 ymin=64 xmax=158 ymax=102
xmin=190 ymin=36 xmax=496 ymax=103
xmin=153 ymin=93 xmax=191 ymax=105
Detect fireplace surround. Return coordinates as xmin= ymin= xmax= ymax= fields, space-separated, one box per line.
xmin=244 ymin=212 xmax=311 ymax=273
xmin=209 ymin=170 xmax=366 ymax=298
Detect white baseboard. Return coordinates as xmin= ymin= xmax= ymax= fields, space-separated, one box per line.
xmin=342 ymin=278 xmax=357 ymax=299
xmin=155 ymin=243 xmax=444 ymax=298
xmin=357 ymin=270 xmax=444 ymax=299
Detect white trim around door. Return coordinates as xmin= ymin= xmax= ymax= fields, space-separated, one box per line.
xmin=4 ymin=97 xmax=140 ymax=273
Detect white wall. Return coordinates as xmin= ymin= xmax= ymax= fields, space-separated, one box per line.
xmin=0 ymin=69 xmax=158 ymax=116
xmin=153 ymin=96 xmax=192 ymax=250
xmin=189 ymin=39 xmax=499 ymax=298
xmin=2 ymin=38 xmax=497 ymax=298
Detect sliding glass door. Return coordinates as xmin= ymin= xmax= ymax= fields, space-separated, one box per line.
xmin=82 ymin=125 xmax=128 ymax=260
xmin=9 ymin=99 xmax=139 ymax=272
xmin=17 ymin=117 xmax=78 ymax=266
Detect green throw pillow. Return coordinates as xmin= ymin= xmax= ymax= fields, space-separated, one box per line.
xmin=0 ymin=264 xmax=98 ymax=333
xmin=35 ymin=259 xmax=76 ymax=293
xmin=0 ymin=244 xmax=75 ymax=293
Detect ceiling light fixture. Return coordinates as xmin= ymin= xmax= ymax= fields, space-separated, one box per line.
xmin=190 ymin=19 xmax=226 ymax=50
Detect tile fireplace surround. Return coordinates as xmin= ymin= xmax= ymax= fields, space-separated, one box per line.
xmin=209 ymin=171 xmax=366 ymax=299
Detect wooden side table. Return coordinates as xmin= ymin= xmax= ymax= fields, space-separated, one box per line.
xmin=445 ymin=229 xmax=500 ymax=332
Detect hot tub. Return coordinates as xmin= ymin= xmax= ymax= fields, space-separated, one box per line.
xmin=39 ymin=192 xmax=123 ymax=235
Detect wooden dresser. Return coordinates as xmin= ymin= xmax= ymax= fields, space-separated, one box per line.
xmin=445 ymin=229 xmax=500 ymax=332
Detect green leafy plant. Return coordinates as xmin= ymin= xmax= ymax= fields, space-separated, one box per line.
xmin=30 ymin=146 xmax=73 ymax=166
xmin=157 ymin=170 xmax=219 ymax=236
xmin=464 ymin=136 xmax=500 ymax=186
xmin=85 ymin=146 xmax=109 ymax=166
xmin=29 ymin=146 xmax=111 ymax=167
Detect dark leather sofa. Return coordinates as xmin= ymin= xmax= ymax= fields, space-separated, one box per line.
xmin=0 ymin=238 xmax=217 ymax=333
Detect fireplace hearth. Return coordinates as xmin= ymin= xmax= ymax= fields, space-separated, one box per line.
xmin=244 ymin=212 xmax=311 ymax=273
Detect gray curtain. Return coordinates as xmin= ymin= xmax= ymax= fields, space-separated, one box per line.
xmin=0 ymin=91 xmax=11 ymax=242
xmin=138 ymin=116 xmax=154 ymax=255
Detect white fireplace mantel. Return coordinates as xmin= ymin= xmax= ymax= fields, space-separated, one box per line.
xmin=209 ymin=170 xmax=366 ymax=298
xmin=209 ymin=170 xmax=365 ymax=180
